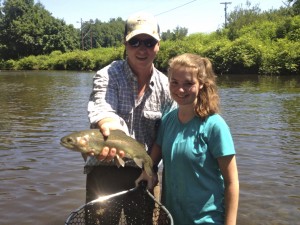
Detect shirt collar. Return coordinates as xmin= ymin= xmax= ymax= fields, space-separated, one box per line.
xmin=124 ymin=60 xmax=135 ymax=81
xmin=124 ymin=60 xmax=156 ymax=90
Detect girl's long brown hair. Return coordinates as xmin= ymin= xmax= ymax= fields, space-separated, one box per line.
xmin=168 ymin=53 xmax=220 ymax=119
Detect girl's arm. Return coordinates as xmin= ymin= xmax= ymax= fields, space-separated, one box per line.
xmin=150 ymin=143 xmax=163 ymax=168
xmin=217 ymin=155 xmax=239 ymax=225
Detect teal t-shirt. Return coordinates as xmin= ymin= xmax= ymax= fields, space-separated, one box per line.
xmin=156 ymin=109 xmax=235 ymax=225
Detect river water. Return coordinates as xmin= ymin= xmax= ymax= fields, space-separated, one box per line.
xmin=0 ymin=71 xmax=299 ymax=225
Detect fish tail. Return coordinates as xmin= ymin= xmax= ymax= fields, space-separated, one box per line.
xmin=144 ymin=164 xmax=154 ymax=177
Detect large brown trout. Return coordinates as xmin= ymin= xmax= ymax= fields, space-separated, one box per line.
xmin=60 ymin=129 xmax=153 ymax=177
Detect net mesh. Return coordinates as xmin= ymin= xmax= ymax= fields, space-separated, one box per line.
xmin=65 ymin=183 xmax=173 ymax=225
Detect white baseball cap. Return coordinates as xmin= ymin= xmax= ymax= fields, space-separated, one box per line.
xmin=125 ymin=12 xmax=160 ymax=41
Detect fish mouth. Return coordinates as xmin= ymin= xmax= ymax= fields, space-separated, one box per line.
xmin=60 ymin=141 xmax=70 ymax=148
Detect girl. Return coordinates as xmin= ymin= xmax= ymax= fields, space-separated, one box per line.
xmin=137 ymin=53 xmax=239 ymax=225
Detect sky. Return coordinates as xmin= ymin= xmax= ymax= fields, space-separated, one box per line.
xmin=36 ymin=0 xmax=286 ymax=34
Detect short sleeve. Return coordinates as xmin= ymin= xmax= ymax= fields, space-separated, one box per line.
xmin=206 ymin=115 xmax=236 ymax=158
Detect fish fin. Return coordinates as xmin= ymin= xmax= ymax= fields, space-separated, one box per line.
xmin=133 ymin=158 xmax=143 ymax=168
xmin=115 ymin=154 xmax=125 ymax=168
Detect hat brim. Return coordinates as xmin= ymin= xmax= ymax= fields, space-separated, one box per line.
xmin=125 ymin=29 xmax=160 ymax=42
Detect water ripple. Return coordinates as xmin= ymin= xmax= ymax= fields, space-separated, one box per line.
xmin=0 ymin=72 xmax=299 ymax=225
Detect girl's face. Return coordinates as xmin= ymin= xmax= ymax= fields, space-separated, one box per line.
xmin=169 ymin=67 xmax=201 ymax=107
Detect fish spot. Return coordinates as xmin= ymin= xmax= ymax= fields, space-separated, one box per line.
xmin=83 ymin=134 xmax=90 ymax=141
xmin=77 ymin=137 xmax=88 ymax=147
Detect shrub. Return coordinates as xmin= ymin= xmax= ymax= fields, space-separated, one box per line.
xmin=64 ymin=51 xmax=94 ymax=71
xmin=202 ymin=39 xmax=231 ymax=74
xmin=260 ymin=39 xmax=300 ymax=75
xmin=217 ymin=38 xmax=262 ymax=74
xmin=35 ymin=55 xmax=51 ymax=70
xmin=17 ymin=56 xmax=39 ymax=70
xmin=156 ymin=40 xmax=196 ymax=72
xmin=92 ymin=47 xmax=124 ymax=70
xmin=0 ymin=59 xmax=16 ymax=70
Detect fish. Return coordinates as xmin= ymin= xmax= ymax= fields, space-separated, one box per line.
xmin=60 ymin=129 xmax=154 ymax=177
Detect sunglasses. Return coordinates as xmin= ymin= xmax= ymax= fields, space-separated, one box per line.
xmin=128 ymin=38 xmax=158 ymax=48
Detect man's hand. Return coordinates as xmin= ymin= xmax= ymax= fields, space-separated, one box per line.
xmin=92 ymin=118 xmax=126 ymax=161
xmin=96 ymin=146 xmax=125 ymax=161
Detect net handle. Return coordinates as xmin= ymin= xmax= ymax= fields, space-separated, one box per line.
xmin=89 ymin=180 xmax=147 ymax=204
xmin=145 ymin=189 xmax=174 ymax=225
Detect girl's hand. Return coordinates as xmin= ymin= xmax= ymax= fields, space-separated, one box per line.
xmin=135 ymin=170 xmax=159 ymax=190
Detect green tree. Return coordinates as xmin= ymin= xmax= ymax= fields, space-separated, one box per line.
xmin=95 ymin=18 xmax=125 ymax=48
xmin=161 ymin=30 xmax=173 ymax=41
xmin=80 ymin=17 xmax=125 ymax=49
xmin=286 ymin=0 xmax=300 ymax=14
xmin=161 ymin=26 xmax=188 ymax=41
xmin=276 ymin=15 xmax=300 ymax=40
xmin=227 ymin=0 xmax=262 ymax=40
xmin=0 ymin=0 xmax=4 ymax=53
xmin=0 ymin=0 xmax=79 ymax=60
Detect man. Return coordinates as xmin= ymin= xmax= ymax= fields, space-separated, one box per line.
xmin=85 ymin=11 xmax=176 ymax=224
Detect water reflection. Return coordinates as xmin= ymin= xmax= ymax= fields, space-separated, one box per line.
xmin=0 ymin=71 xmax=299 ymax=225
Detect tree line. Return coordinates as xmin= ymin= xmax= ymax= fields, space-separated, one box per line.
xmin=0 ymin=0 xmax=188 ymax=60
xmin=0 ymin=0 xmax=299 ymax=75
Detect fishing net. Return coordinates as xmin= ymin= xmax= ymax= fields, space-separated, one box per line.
xmin=65 ymin=182 xmax=173 ymax=225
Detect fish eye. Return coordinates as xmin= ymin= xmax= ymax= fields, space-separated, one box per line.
xmin=66 ymin=137 xmax=74 ymax=144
